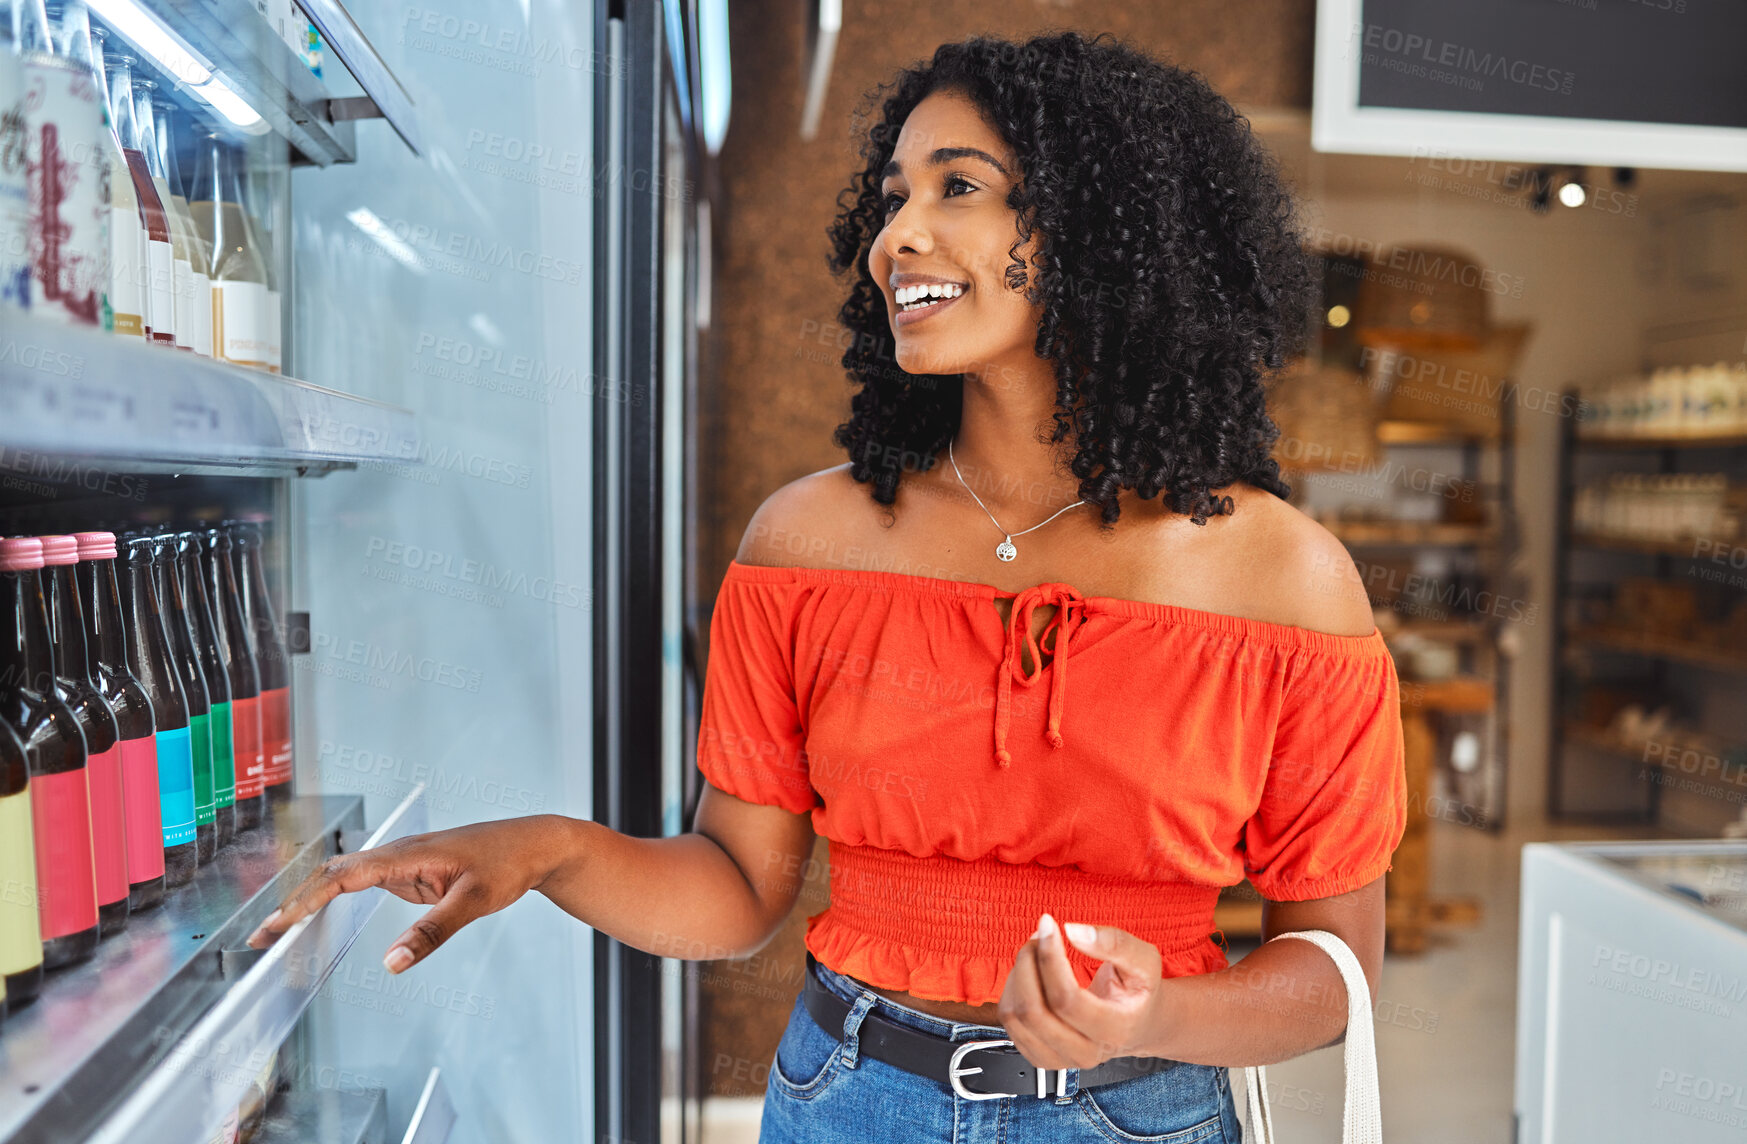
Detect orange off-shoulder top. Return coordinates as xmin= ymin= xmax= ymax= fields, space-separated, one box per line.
xmin=695 ymin=558 xmax=1408 ymax=1006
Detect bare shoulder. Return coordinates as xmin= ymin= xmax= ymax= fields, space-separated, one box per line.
xmin=734 ymin=463 xmax=865 ymax=568
xmin=1219 ymin=484 xmax=1376 ymax=638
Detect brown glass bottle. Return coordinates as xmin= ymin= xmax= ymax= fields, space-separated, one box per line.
xmin=75 ymin=531 xmax=164 ymax=912
xmin=206 ymin=528 xmax=262 ymax=832
xmin=0 ymin=703 xmax=43 ymax=1012
xmin=0 ymin=538 xmax=99 ymax=970
xmin=233 ymin=523 xmax=290 ymax=808
xmin=155 ymin=535 xmax=215 ymax=863
xmin=179 ymin=532 xmax=234 ymax=849
xmin=117 ymin=534 xmax=196 ymax=887
xmin=41 ymin=536 xmax=128 ymax=937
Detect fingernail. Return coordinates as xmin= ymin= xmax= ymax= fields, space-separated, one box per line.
xmin=384 ymin=946 xmax=414 ymax=974
xmin=260 ymin=908 xmax=282 ymax=930
xmin=1036 ymin=912 xmax=1057 ymax=942
xmin=1064 ymin=922 xmax=1096 ymax=946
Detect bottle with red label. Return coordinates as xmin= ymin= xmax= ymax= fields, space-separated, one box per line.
xmin=0 ymin=707 xmax=43 ymax=1012
xmin=155 ymin=533 xmax=215 ymax=864
xmin=40 ymin=534 xmax=127 ymax=936
xmin=0 ymin=536 xmax=99 ymax=970
xmin=233 ymin=522 xmax=290 ymax=806
xmin=206 ymin=526 xmax=262 ymax=832
xmin=75 ymin=531 xmax=164 ymax=912
xmin=117 ymin=533 xmax=195 ymax=887
xmin=179 ymin=531 xmax=233 ymax=849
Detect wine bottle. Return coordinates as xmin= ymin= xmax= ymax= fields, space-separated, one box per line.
xmin=134 ymin=80 xmax=197 ymax=352
xmin=117 ymin=533 xmax=195 ymax=886
xmin=180 ymin=531 xmax=233 ymax=849
xmin=0 ymin=3 xmax=31 ymax=312
xmin=0 ymin=710 xmax=42 ymax=1012
xmin=75 ymin=531 xmax=164 ymax=911
xmin=206 ymin=526 xmax=262 ymax=832
xmin=41 ymin=535 xmax=127 ymax=936
xmin=88 ymin=25 xmax=143 ymax=337
xmin=156 ymin=102 xmax=212 ymax=357
xmin=0 ymin=536 xmax=99 ymax=970
xmin=155 ymin=533 xmax=214 ymax=864
xmin=234 ymin=522 xmax=290 ymax=803
xmin=106 ymin=52 xmax=173 ymax=345
xmin=189 ymin=138 xmax=270 ymax=369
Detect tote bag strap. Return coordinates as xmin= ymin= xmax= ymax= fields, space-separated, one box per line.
xmin=1239 ymin=929 xmax=1383 ymax=1144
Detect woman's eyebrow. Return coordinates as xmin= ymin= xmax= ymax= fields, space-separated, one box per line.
xmin=881 ymin=146 xmax=1011 ymax=182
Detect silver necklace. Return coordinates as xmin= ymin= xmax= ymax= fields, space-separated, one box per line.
xmin=947 ymin=437 xmax=1087 ymax=562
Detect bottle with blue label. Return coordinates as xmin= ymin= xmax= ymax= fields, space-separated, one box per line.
xmin=116 ymin=534 xmax=195 ymax=888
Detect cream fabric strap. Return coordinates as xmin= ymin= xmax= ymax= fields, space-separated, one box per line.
xmin=1240 ymin=929 xmax=1383 ymax=1144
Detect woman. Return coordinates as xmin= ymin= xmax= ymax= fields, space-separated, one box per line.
xmin=250 ymin=30 xmax=1407 ymax=1144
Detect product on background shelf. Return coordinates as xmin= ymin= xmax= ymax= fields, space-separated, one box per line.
xmin=76 ymin=530 xmax=165 ymax=911
xmin=87 ymin=25 xmax=143 ymax=337
xmin=1580 ymin=363 xmax=1747 ymax=439
xmin=1572 ymin=473 xmax=1742 ymax=544
xmin=0 ymin=715 xmax=43 ymax=1012
xmin=155 ymin=533 xmax=216 ymax=864
xmin=117 ymin=533 xmax=195 ymax=886
xmin=134 ymin=80 xmax=199 ymax=354
xmin=190 ymin=137 xmax=272 ymax=370
xmin=207 ymin=526 xmax=263 ymax=832
xmin=106 ymin=51 xmax=174 ymax=346
xmin=235 ymin=522 xmax=290 ymax=802
xmin=17 ymin=0 xmax=106 ymax=324
xmin=239 ymin=157 xmax=281 ymax=372
xmin=180 ymin=531 xmax=235 ymax=849
xmin=157 ymin=102 xmax=213 ymax=357
xmin=41 ymin=534 xmax=128 ymax=937
xmin=0 ymin=7 xmax=32 ymax=311
xmin=0 ymin=536 xmax=100 ymax=972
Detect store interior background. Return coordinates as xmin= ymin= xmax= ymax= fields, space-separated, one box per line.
xmin=689 ymin=3 xmax=1747 ymax=1142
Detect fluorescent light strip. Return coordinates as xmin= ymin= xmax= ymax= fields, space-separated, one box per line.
xmin=87 ymin=0 xmax=265 ymax=131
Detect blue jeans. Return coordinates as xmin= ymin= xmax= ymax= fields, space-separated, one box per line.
xmin=759 ymin=954 xmax=1243 ymax=1143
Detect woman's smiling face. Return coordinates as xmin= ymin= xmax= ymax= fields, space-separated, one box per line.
xmin=868 ymin=88 xmax=1043 ymax=379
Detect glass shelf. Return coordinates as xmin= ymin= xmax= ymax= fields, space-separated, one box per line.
xmin=0 ymin=316 xmax=417 ymax=476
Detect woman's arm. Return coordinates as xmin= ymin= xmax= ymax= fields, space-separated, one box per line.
xmin=247 ymin=783 xmax=817 ymax=973
xmin=1133 ymin=876 xmax=1385 ymax=1066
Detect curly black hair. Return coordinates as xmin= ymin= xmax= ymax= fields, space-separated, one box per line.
xmin=827 ymin=29 xmax=1314 ymax=526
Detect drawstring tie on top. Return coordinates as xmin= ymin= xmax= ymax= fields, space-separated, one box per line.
xmin=994 ymin=583 xmax=1088 ymax=768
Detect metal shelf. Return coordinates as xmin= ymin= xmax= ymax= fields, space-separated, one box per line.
xmin=0 ymin=788 xmax=428 ymax=1144
xmin=112 ymin=0 xmax=420 ymax=166
xmin=0 ymin=317 xmax=417 ymax=477
xmin=255 ymin=1087 xmax=389 ymax=1144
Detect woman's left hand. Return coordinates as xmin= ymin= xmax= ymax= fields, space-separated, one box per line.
xmin=997 ymin=913 xmax=1173 ymax=1070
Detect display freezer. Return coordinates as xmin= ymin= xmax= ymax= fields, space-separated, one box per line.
xmin=1516 ymin=840 xmax=1747 ymax=1143
xmin=0 ymin=0 xmax=703 ymax=1140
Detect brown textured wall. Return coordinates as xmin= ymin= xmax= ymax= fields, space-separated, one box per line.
xmin=697 ymin=0 xmax=1314 ymax=1100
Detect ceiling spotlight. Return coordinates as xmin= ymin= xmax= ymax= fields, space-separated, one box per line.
xmin=1326 ymin=304 xmax=1351 ymax=328
xmin=1558 ymin=179 xmax=1587 ymax=208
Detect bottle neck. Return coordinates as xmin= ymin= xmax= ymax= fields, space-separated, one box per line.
xmin=2 ymin=570 xmax=58 ymax=697
xmin=77 ymin=558 xmax=127 ymax=674
xmin=50 ymin=565 xmax=97 ymax=689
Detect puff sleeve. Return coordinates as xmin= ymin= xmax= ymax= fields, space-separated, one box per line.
xmin=1242 ymin=635 xmax=1407 ymax=901
xmin=695 ymin=571 xmax=819 ymax=815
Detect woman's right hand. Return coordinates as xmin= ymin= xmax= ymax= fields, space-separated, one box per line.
xmin=245 ymin=815 xmax=573 ymax=974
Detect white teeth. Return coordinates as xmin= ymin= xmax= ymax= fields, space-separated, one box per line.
xmin=896 ymin=282 xmax=963 ymax=305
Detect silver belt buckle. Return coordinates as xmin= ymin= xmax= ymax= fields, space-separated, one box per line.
xmin=947 ymin=1039 xmax=1068 ymax=1100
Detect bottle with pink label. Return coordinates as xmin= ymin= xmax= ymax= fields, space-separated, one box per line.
xmin=233 ymin=522 xmax=290 ymax=807
xmin=75 ymin=530 xmax=165 ymax=912
xmin=0 ymin=536 xmax=100 ymax=971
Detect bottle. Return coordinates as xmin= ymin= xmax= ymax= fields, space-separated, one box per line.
xmin=117 ymin=533 xmax=195 ymax=886
xmin=180 ymin=531 xmax=233 ymax=849
xmin=134 ymin=79 xmax=196 ymax=352
xmin=155 ymin=533 xmax=215 ymax=863
xmin=107 ymin=52 xmax=172 ymax=346
xmin=206 ymin=526 xmax=261 ymax=832
xmin=87 ymin=25 xmax=142 ymax=337
xmin=0 ymin=536 xmax=99 ymax=970
xmin=18 ymin=0 xmax=106 ymax=324
xmin=234 ymin=523 xmax=290 ymax=804
xmin=0 ymin=1 xmax=32 ymax=312
xmin=75 ymin=531 xmax=163 ymax=911
xmin=155 ymin=102 xmax=211 ymax=356
xmin=0 ymin=702 xmax=43 ymax=1012
xmin=41 ymin=535 xmax=126 ymax=936
xmin=189 ymin=138 xmax=270 ymax=369
xmin=240 ymin=156 xmax=281 ymax=372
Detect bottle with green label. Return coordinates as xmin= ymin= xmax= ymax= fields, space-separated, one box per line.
xmin=154 ymin=534 xmax=214 ymax=865
xmin=179 ymin=532 xmax=233 ymax=850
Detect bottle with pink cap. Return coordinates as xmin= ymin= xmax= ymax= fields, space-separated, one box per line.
xmin=75 ymin=530 xmax=165 ymax=911
xmin=117 ymin=532 xmax=196 ymax=887
xmin=0 ymin=535 xmax=100 ymax=970
xmin=0 ymin=708 xmax=42 ymax=1012
xmin=39 ymin=534 xmax=128 ymax=936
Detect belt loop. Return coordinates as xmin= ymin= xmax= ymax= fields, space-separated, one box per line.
xmin=838 ymin=992 xmax=878 ymax=1070
xmin=1055 ymin=1067 xmax=1078 ymax=1103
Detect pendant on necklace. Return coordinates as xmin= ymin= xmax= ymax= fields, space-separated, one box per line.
xmin=995 ymin=538 xmax=1018 ymax=562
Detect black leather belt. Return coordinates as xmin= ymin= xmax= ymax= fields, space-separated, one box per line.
xmin=802 ymin=953 xmax=1184 ymax=1099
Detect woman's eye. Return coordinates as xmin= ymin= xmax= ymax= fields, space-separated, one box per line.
xmin=882 ymin=176 xmax=976 ymax=215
